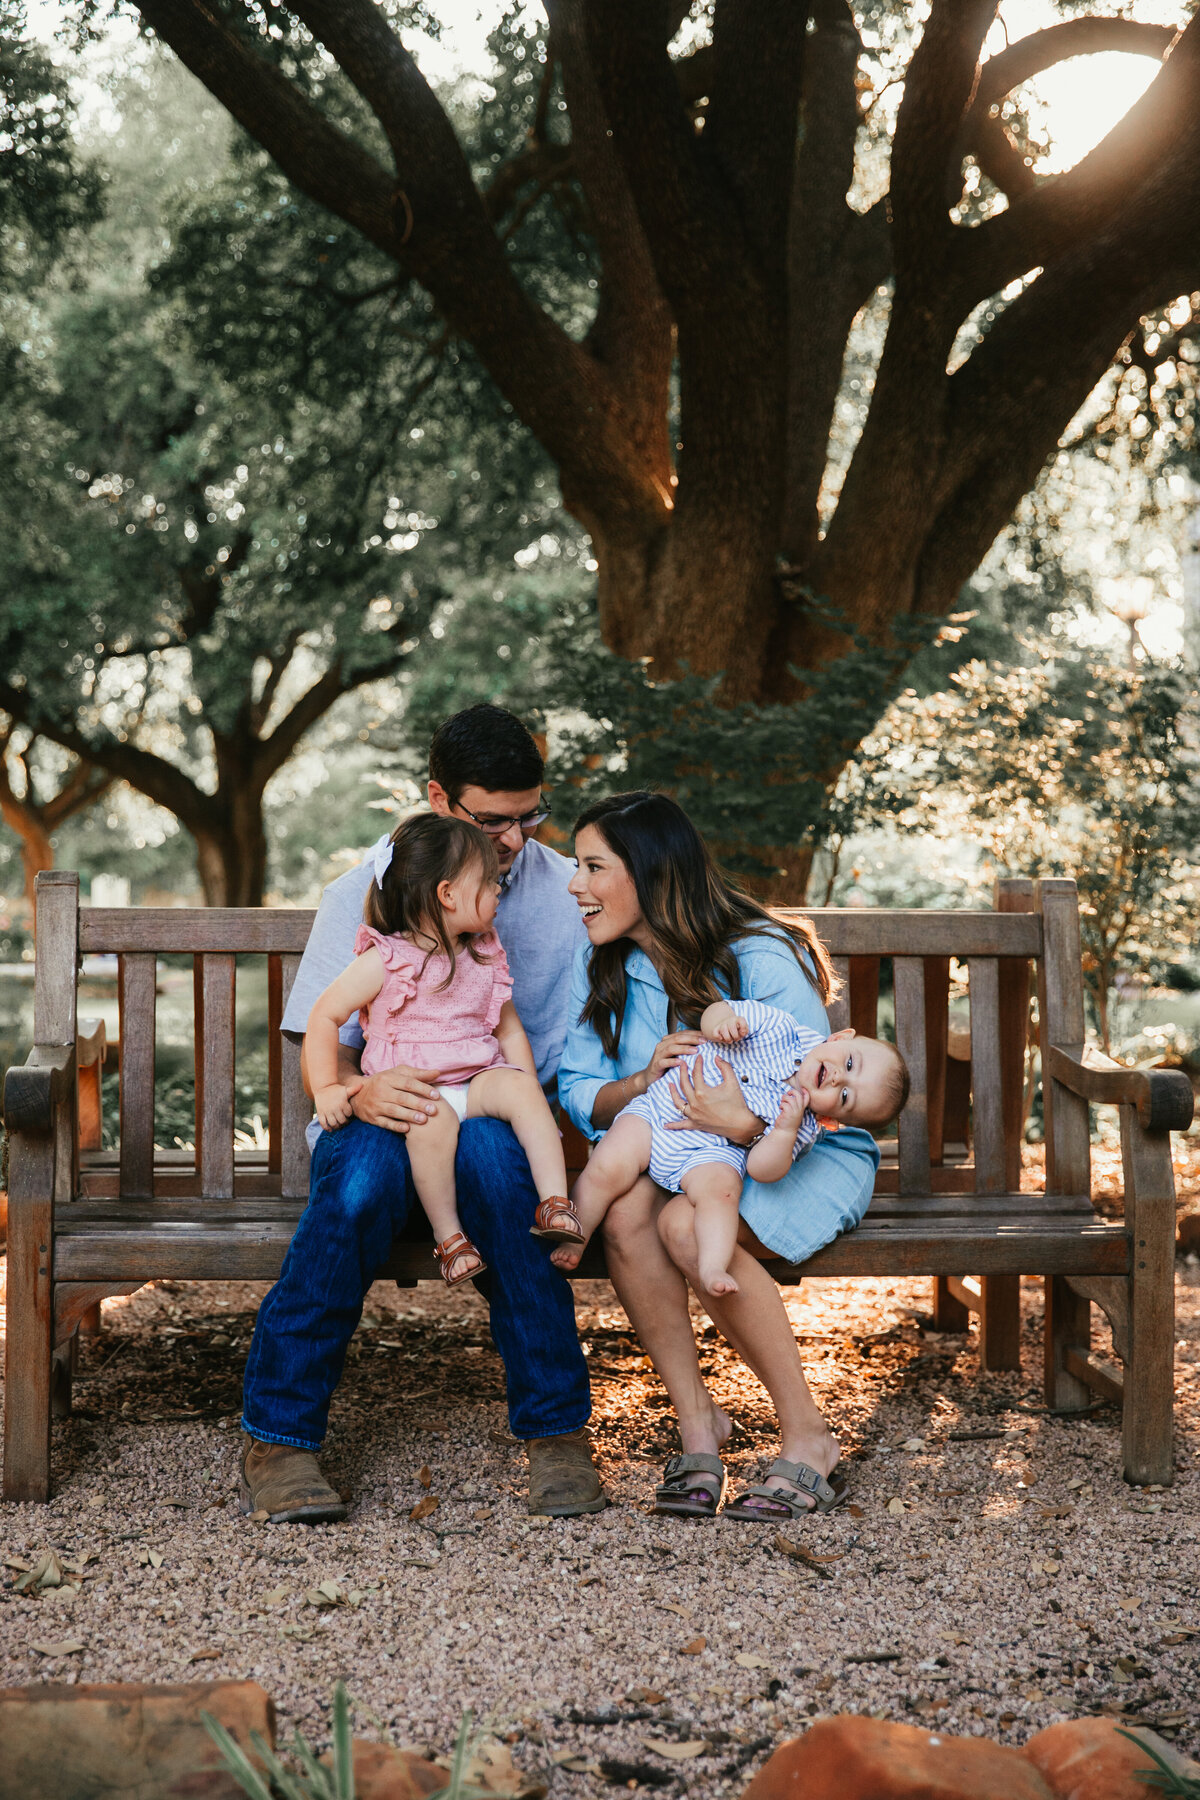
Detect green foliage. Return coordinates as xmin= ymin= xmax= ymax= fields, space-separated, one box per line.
xmin=202 ymin=1679 xmax=357 ymax=1800
xmin=845 ymin=627 xmax=1200 ymax=1044
xmin=0 ymin=4 xmax=102 ymax=277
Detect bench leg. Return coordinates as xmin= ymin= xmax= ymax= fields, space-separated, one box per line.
xmin=978 ymin=1274 xmax=1022 ymax=1371
xmin=1044 ymin=1275 xmax=1091 ymax=1411
xmin=2 ymin=1159 xmax=54 ymax=1503
xmin=932 ymin=1276 xmax=970 ymax=1332
xmin=1122 ymin=1117 xmax=1176 ymax=1487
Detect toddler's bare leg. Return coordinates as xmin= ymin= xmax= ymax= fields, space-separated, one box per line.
xmin=405 ymin=1101 xmax=482 ymax=1280
xmin=466 ymin=1067 xmax=569 ymax=1200
xmin=679 ymin=1164 xmax=745 ymax=1297
xmin=550 ymin=1114 xmax=653 ymax=1271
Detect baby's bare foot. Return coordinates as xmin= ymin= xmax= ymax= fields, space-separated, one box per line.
xmin=550 ymin=1241 xmax=587 ymax=1272
xmin=701 ymin=1267 xmax=739 ymax=1297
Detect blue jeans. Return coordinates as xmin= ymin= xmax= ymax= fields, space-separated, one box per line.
xmin=242 ymin=1117 xmax=591 ymax=1449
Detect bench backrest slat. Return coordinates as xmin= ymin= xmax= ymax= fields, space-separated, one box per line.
xmin=267 ymin=956 xmax=284 ymax=1177
xmin=778 ymin=910 xmax=1042 ymax=958
xmin=118 ymin=954 xmax=157 ymax=1199
xmin=280 ymin=953 xmax=311 ymax=1200
xmin=893 ymin=956 xmax=931 ymax=1195
xmin=996 ymin=878 xmax=1035 ymax=1192
xmin=827 ymin=957 xmax=851 ymax=1033
xmin=195 ymin=955 xmax=236 ymax=1200
xmin=967 ymin=956 xmax=1005 ymax=1194
xmin=1036 ymin=879 xmax=1091 ymax=1195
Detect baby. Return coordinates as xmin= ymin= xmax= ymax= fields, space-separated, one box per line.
xmin=555 ymin=999 xmax=909 ymax=1296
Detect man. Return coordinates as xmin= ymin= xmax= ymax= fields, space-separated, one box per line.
xmin=239 ymin=704 xmax=598 ymax=1522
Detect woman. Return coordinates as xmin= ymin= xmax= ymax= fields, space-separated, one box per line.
xmin=559 ymin=792 xmax=878 ymax=1518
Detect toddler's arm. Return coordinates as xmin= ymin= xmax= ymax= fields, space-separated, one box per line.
xmin=494 ymin=1000 xmax=538 ymax=1078
xmin=746 ymin=1087 xmax=810 ymax=1183
xmin=305 ymin=948 xmax=387 ymax=1129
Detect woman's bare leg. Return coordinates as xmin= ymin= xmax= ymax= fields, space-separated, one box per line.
xmin=603 ymin=1179 xmax=731 ymax=1478
xmin=657 ymin=1197 xmax=838 ymax=1510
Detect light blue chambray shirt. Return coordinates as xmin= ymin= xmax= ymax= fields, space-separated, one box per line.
xmin=558 ymin=932 xmax=879 ymax=1265
xmin=283 ymin=835 xmax=585 ymax=1150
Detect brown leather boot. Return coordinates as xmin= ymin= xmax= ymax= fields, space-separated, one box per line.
xmin=526 ymin=1429 xmax=607 ymax=1516
xmin=239 ymin=1436 xmax=349 ymax=1524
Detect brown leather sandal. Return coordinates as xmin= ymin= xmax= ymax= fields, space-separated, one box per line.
xmin=433 ymin=1231 xmax=487 ymax=1286
xmin=529 ymin=1196 xmax=585 ymax=1245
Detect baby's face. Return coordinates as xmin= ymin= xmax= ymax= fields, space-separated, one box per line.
xmin=790 ymin=1030 xmax=894 ymax=1124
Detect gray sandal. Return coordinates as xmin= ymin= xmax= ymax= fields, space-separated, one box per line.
xmin=724 ymin=1456 xmax=848 ymax=1521
xmin=652 ymin=1452 xmax=727 ymax=1518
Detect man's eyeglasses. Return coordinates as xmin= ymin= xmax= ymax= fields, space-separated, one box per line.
xmin=453 ymin=797 xmax=551 ymax=838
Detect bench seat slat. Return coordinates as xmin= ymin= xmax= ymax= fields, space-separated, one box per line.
xmin=51 ymin=1205 xmax=1130 ymax=1283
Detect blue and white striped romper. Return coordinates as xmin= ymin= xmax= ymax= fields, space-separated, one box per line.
xmin=617 ymin=999 xmax=825 ymax=1194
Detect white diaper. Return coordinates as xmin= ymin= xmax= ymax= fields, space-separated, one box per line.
xmin=436 ymin=1082 xmax=470 ymax=1123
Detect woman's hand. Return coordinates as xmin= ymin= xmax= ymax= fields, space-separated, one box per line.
xmin=642 ymin=1029 xmax=704 ymax=1089
xmin=664 ymin=1056 xmax=763 ymax=1145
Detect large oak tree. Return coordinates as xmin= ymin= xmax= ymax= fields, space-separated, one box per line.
xmin=130 ymin=0 xmax=1200 ymax=707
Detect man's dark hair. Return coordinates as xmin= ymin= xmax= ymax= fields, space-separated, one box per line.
xmin=429 ymin=704 xmax=544 ymax=803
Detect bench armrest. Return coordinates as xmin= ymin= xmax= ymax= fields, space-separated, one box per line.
xmin=1045 ymin=1044 xmax=1194 ymax=1134
xmin=3 ymin=1044 xmax=76 ymax=1136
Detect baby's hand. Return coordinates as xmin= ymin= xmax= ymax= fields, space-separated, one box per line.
xmin=701 ymin=1001 xmax=747 ymax=1044
xmin=775 ymin=1086 xmax=808 ymax=1134
xmin=314 ymin=1083 xmax=355 ymax=1130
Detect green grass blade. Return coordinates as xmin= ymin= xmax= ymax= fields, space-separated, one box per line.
xmin=200 ymin=1714 xmax=277 ymax=1800
xmin=248 ymin=1728 xmax=320 ymax=1800
xmin=291 ymin=1729 xmax=336 ymax=1800
xmin=332 ymin=1681 xmax=356 ymax=1800
xmin=1115 ymin=1731 xmax=1200 ymax=1797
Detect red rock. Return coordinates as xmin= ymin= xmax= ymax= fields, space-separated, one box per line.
xmin=0 ymin=1679 xmax=274 ymax=1800
xmin=1025 ymin=1717 xmax=1200 ymax=1800
xmin=342 ymin=1741 xmax=448 ymax=1800
xmin=741 ymin=1717 xmax=1056 ymax=1800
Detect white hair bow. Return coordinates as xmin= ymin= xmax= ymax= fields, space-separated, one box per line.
xmin=370 ymin=832 xmax=395 ymax=888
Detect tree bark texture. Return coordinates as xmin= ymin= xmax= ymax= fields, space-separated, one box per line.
xmin=130 ymin=2 xmax=1200 ymax=711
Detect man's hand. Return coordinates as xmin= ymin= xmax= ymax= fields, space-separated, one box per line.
xmin=348 ymin=1064 xmax=443 ymax=1134
xmin=664 ymin=1056 xmax=763 ymax=1145
xmin=701 ymin=1001 xmax=747 ymax=1045
xmin=314 ymin=1081 xmax=359 ymax=1131
xmin=641 ymin=1030 xmax=704 ymax=1090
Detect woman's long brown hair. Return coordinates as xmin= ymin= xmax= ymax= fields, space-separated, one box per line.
xmin=364 ymin=813 xmax=500 ymax=990
xmin=575 ymin=792 xmax=837 ymax=1060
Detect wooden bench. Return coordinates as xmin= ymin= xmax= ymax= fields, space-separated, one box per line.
xmin=3 ymin=870 xmax=1193 ymax=1502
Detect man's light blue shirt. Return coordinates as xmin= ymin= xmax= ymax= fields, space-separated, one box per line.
xmin=283 ymin=835 xmax=586 ymax=1147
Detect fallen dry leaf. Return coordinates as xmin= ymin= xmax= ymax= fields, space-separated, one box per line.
xmin=30 ymin=1639 xmax=85 ymax=1657
xmin=775 ymin=1533 xmax=844 ymax=1568
xmin=417 ymin=1464 xmax=433 ymax=1488
xmin=1118 ymin=1597 xmax=1143 ymax=1613
xmin=658 ymin=1603 xmax=691 ymax=1620
xmin=679 ymin=1637 xmax=707 ymax=1656
xmin=901 ymin=1437 xmax=926 ymax=1452
xmin=15 ymin=1551 xmax=64 ymax=1595
xmin=628 ymin=1688 xmax=666 ymax=1704
xmin=641 ymin=1739 xmax=709 ymax=1762
xmin=734 ymin=1653 xmax=769 ymax=1669
xmin=246 ymin=1509 xmax=270 ymax=1524
xmin=189 ymin=1648 xmax=223 ymax=1663
xmin=263 ymin=1585 xmax=291 ymax=1607
xmin=887 ymin=1498 xmax=906 ymax=1516
xmin=409 ymin=1495 xmax=440 ymax=1522
xmin=847 ymin=1504 xmax=865 ymax=1519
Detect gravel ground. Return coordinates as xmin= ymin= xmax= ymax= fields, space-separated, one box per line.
xmin=2 ymin=1163 xmax=1199 ymax=1796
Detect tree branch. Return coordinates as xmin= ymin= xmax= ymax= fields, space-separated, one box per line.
xmin=972 ymin=18 xmax=1178 ymax=113
xmin=888 ymin=0 xmax=999 ymax=274
xmin=783 ymin=0 xmax=868 ymax=563
xmin=705 ymin=0 xmax=808 ymax=283
xmin=137 ymin=0 xmax=670 ymax=534
xmin=957 ymin=15 xmax=1200 ymax=304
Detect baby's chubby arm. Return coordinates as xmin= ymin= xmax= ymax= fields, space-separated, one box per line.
xmin=701 ymin=999 xmax=749 ymax=1045
xmin=746 ymin=1086 xmax=810 ymax=1184
xmin=304 ymin=947 xmax=387 ymax=1130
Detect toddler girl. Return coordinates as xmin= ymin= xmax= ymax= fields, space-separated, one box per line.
xmin=554 ymin=998 xmax=908 ymax=1297
xmin=306 ymin=813 xmax=583 ymax=1285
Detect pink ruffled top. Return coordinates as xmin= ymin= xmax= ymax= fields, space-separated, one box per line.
xmin=354 ymin=924 xmax=515 ymax=1086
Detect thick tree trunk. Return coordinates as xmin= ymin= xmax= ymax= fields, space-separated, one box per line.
xmin=190 ymin=798 xmax=269 ymax=907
